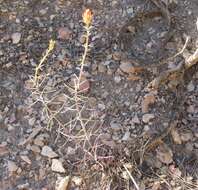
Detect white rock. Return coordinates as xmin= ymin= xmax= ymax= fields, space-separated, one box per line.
xmin=41 ymin=146 xmax=58 ymax=158
xmin=122 ymin=131 xmax=130 ymax=141
xmin=114 ymin=75 xmax=121 ymax=83
xmin=11 ymin=32 xmax=21 ymax=44
xmin=142 ymin=114 xmax=155 ymax=123
xmin=51 ymin=159 xmax=66 ymax=173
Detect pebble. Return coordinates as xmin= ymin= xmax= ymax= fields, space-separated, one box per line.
xmin=67 ymin=146 xmax=75 ymax=155
xmin=51 ymin=159 xmax=66 ymax=173
xmin=58 ymin=27 xmax=72 ymax=40
xmin=34 ymin=138 xmax=45 ymax=147
xmin=20 ymin=155 xmax=31 ymax=165
xmin=187 ymin=82 xmax=195 ymax=92
xmin=0 ymin=143 xmax=9 ymax=156
xmin=11 ymin=32 xmax=21 ymax=44
xmin=7 ymin=160 xmax=18 ymax=174
xmin=28 ymin=117 xmax=35 ymax=126
xmin=131 ymin=115 xmax=140 ymax=124
xmin=72 ymin=176 xmax=82 ymax=186
xmin=187 ymin=105 xmax=195 ymax=113
xmin=119 ymin=60 xmax=133 ymax=74
xmin=110 ymin=121 xmax=121 ymax=131
xmin=56 ymin=176 xmax=70 ymax=190
xmin=142 ymin=114 xmax=155 ymax=123
xmin=122 ymin=131 xmax=130 ymax=141
xmin=114 ymin=75 xmax=121 ymax=83
xmin=181 ymin=132 xmax=193 ymax=142
xmin=143 ymin=125 xmax=150 ymax=132
xmin=98 ymin=64 xmax=107 ymax=73
xmin=41 ymin=146 xmax=58 ymax=158
xmin=30 ymin=145 xmax=41 ymax=153
xmin=171 ymin=128 xmax=182 ymax=144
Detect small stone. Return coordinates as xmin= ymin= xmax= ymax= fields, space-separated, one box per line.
xmin=122 ymin=131 xmax=130 ymax=141
xmin=56 ymin=176 xmax=70 ymax=190
xmin=7 ymin=125 xmax=14 ymax=131
xmin=67 ymin=146 xmax=75 ymax=155
xmin=114 ymin=75 xmax=121 ymax=83
xmin=11 ymin=32 xmax=21 ymax=44
xmin=7 ymin=160 xmax=18 ymax=174
xmin=144 ymin=125 xmax=150 ymax=132
xmin=20 ymin=155 xmax=31 ymax=165
xmin=34 ymin=138 xmax=44 ymax=147
xmin=131 ymin=115 xmax=140 ymax=124
xmin=120 ymin=60 xmax=133 ymax=74
xmin=98 ymin=64 xmax=107 ymax=73
xmin=112 ymin=51 xmax=122 ymax=61
xmin=30 ymin=145 xmax=41 ymax=153
xmin=0 ymin=143 xmax=9 ymax=156
xmin=110 ymin=121 xmax=121 ymax=131
xmin=152 ymin=181 xmax=161 ymax=190
xmin=187 ymin=81 xmax=195 ymax=92
xmin=58 ymin=27 xmax=72 ymax=40
xmin=41 ymin=146 xmax=58 ymax=158
xmin=39 ymin=8 xmax=47 ymax=15
xmin=72 ymin=176 xmax=82 ymax=186
xmin=171 ymin=128 xmax=182 ymax=144
xmin=17 ymin=183 xmax=29 ymax=189
xmin=51 ymin=159 xmax=66 ymax=173
xmin=28 ymin=117 xmax=35 ymax=126
xmin=187 ymin=105 xmax=195 ymax=113
xmin=142 ymin=114 xmax=155 ymax=123
xmin=180 ymin=132 xmax=193 ymax=142
xmin=121 ymin=171 xmax=130 ymax=180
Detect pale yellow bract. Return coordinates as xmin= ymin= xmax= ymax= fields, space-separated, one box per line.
xmin=82 ymin=9 xmax=93 ymax=27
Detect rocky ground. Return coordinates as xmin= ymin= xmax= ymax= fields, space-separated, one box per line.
xmin=0 ymin=0 xmax=198 ymax=189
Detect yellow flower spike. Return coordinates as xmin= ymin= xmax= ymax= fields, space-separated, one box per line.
xmin=82 ymin=9 xmax=93 ymax=27
xmin=48 ymin=39 xmax=56 ymax=52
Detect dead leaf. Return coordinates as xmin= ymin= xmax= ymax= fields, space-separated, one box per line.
xmin=142 ymin=93 xmax=156 ymax=113
xmin=156 ymin=144 xmax=173 ymax=164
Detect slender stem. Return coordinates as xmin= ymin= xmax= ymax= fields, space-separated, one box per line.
xmin=78 ymin=27 xmax=90 ymax=88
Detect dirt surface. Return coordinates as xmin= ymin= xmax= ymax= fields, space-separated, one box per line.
xmin=0 ymin=0 xmax=198 ymax=190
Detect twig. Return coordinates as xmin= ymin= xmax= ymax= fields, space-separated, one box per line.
xmin=123 ymin=164 xmax=140 ymax=190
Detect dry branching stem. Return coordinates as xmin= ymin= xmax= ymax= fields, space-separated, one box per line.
xmin=33 ymin=39 xmax=55 ymax=87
